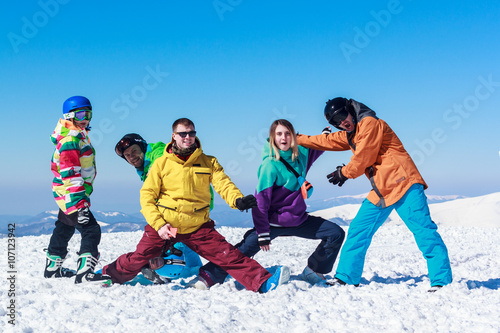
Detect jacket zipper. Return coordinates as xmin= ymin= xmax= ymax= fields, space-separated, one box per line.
xmin=194 ymin=205 xmax=209 ymax=212
xmin=157 ymin=204 xmax=176 ymax=211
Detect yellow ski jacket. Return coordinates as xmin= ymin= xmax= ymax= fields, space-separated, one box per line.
xmin=140 ymin=139 xmax=243 ymax=234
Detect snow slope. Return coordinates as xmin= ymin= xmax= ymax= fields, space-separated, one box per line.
xmin=311 ymin=192 xmax=500 ymax=228
xmin=1 ymin=193 xmax=499 ymax=332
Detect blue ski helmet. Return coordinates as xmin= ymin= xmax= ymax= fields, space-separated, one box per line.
xmin=154 ymin=251 xmax=186 ymax=279
xmin=63 ymin=96 xmax=92 ymax=115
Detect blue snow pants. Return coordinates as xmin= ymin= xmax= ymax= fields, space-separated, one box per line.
xmin=200 ymin=215 xmax=345 ymax=285
xmin=335 ymin=184 xmax=452 ymax=286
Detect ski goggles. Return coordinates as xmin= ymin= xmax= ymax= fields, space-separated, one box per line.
xmin=64 ymin=109 xmax=92 ymax=121
xmin=115 ymin=138 xmax=134 ymax=157
xmin=326 ymin=107 xmax=349 ymax=127
xmin=149 ymin=256 xmax=186 ymax=270
xmin=174 ymin=131 xmax=197 ymax=138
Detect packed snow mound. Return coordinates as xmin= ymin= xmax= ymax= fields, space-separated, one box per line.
xmin=429 ymin=192 xmax=500 ymax=228
xmin=310 ymin=203 xmax=360 ymax=224
xmin=311 ymin=192 xmax=500 ymax=228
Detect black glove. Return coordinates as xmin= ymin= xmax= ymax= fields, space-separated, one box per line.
xmin=327 ymin=165 xmax=348 ymax=187
xmin=258 ymin=233 xmax=271 ymax=247
xmin=235 ymin=195 xmax=258 ymax=211
xmin=77 ymin=206 xmax=91 ymax=224
xmin=322 ymin=126 xmax=331 ymax=135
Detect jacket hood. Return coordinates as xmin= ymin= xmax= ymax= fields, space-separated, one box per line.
xmin=261 ymin=138 xmax=308 ymax=165
xmin=349 ymin=98 xmax=378 ymax=124
xmin=261 ymin=139 xmax=272 ymax=160
xmin=50 ymin=119 xmax=84 ymax=145
xmin=331 ymin=98 xmax=379 ymax=133
xmin=165 ymin=137 xmax=203 ymax=164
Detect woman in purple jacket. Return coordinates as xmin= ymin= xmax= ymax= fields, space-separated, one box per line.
xmin=191 ymin=119 xmax=345 ymax=289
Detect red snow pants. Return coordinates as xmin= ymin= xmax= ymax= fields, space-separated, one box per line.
xmin=103 ymin=224 xmax=165 ymax=284
xmin=175 ymin=221 xmax=271 ymax=292
xmin=104 ymin=221 xmax=271 ymax=291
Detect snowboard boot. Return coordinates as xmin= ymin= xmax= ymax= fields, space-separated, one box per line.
xmin=298 ymin=266 xmax=326 ymax=285
xmin=428 ymin=285 xmax=443 ymax=293
xmin=259 ymin=266 xmax=290 ymax=293
xmin=44 ymin=253 xmax=76 ymax=278
xmin=141 ymin=266 xmax=171 ymax=285
xmin=74 ymin=252 xmax=112 ymax=286
xmin=186 ymin=275 xmax=210 ymax=290
xmin=326 ymin=277 xmax=359 ymax=287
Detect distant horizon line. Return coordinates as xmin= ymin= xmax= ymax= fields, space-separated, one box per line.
xmin=5 ymin=191 xmax=499 ymax=219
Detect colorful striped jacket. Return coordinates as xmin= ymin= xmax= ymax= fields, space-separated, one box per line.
xmin=50 ymin=119 xmax=96 ymax=215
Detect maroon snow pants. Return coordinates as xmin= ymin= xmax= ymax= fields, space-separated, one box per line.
xmin=104 ymin=221 xmax=271 ymax=291
xmin=175 ymin=221 xmax=272 ymax=292
xmin=103 ymin=224 xmax=165 ymax=284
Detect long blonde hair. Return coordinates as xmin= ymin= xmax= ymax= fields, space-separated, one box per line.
xmin=269 ymin=119 xmax=299 ymax=162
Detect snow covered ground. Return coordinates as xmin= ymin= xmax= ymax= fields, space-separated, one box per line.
xmin=2 ymin=194 xmax=500 ymax=332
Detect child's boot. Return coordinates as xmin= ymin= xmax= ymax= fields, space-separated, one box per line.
xmin=75 ymin=252 xmax=112 ymax=286
xmin=44 ymin=253 xmax=76 ymax=278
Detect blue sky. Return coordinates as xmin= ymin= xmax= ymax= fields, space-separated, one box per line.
xmin=1 ymin=1 xmax=499 ymax=215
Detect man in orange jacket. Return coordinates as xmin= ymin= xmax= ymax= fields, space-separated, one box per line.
xmin=297 ymin=97 xmax=452 ymax=292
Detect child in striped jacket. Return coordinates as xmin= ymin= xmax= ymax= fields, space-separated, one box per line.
xmin=44 ymin=96 xmax=111 ymax=285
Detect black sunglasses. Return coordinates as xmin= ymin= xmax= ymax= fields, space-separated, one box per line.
xmin=175 ymin=131 xmax=197 ymax=138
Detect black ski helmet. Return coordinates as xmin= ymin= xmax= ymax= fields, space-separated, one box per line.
xmin=115 ymin=133 xmax=148 ymax=158
xmin=324 ymin=97 xmax=354 ymax=129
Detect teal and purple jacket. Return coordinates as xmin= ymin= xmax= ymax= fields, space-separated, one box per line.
xmin=50 ymin=119 xmax=96 ymax=215
xmin=252 ymin=141 xmax=323 ymax=236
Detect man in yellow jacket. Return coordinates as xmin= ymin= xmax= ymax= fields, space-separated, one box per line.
xmin=297 ymin=97 xmax=452 ymax=292
xmin=140 ymin=118 xmax=289 ymax=292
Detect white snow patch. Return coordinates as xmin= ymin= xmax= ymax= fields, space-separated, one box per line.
xmin=2 ymin=223 xmax=499 ymax=332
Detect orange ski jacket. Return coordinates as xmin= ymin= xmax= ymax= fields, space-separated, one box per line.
xmin=297 ymin=100 xmax=427 ymax=208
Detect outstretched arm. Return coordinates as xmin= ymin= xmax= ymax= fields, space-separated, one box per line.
xmin=210 ymin=157 xmax=244 ymax=208
xmin=251 ymin=161 xmax=277 ymax=251
xmin=297 ymin=131 xmax=351 ymax=151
